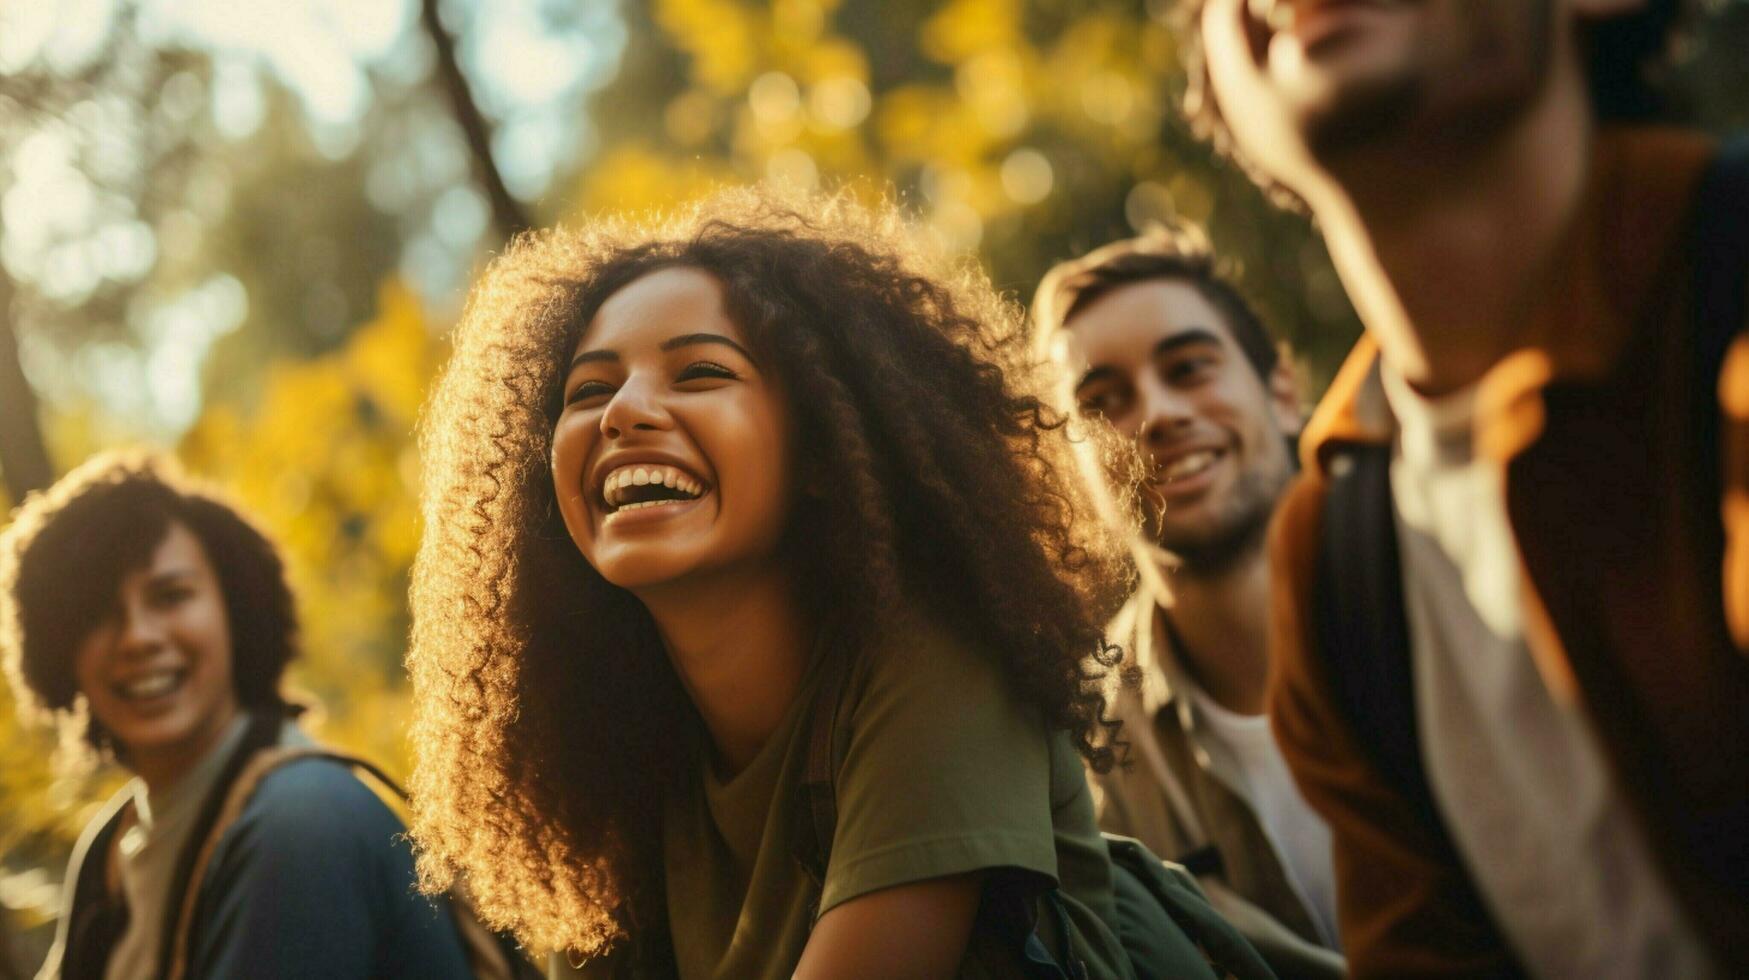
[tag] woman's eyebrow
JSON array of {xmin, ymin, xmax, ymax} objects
[
  {"xmin": 568, "ymin": 349, "xmax": 620, "ymax": 370},
  {"xmin": 659, "ymin": 333, "xmax": 755, "ymax": 361}
]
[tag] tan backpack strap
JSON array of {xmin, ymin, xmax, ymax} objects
[{"xmin": 443, "ymin": 877, "xmax": 520, "ymax": 980}]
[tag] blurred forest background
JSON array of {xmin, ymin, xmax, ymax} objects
[{"xmin": 2, "ymin": 0, "xmax": 1747, "ymax": 969}]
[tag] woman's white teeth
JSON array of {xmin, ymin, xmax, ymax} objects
[
  {"xmin": 616, "ymin": 500, "xmax": 679, "ymax": 512},
  {"xmin": 1163, "ymin": 450, "xmax": 1219, "ymax": 481},
  {"xmin": 120, "ymin": 670, "xmax": 181, "ymax": 700},
  {"xmin": 602, "ymin": 465, "xmax": 704, "ymax": 507}
]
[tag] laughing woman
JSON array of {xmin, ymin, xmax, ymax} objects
[
  {"xmin": 0, "ymin": 453, "xmax": 477, "ymax": 980},
  {"xmin": 406, "ymin": 189, "xmax": 1252, "ymax": 979}
]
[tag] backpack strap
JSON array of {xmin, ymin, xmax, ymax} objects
[
  {"xmin": 1691, "ymin": 136, "xmax": 1749, "ymax": 376},
  {"xmin": 162, "ymin": 743, "xmax": 527, "ymax": 980},
  {"xmin": 1690, "ymin": 135, "xmax": 1749, "ymax": 536},
  {"xmin": 1314, "ymin": 442, "xmax": 1520, "ymax": 964},
  {"xmin": 1311, "ymin": 445, "xmax": 1436, "ymax": 825},
  {"xmin": 153, "ymin": 710, "xmax": 284, "ymax": 979}
]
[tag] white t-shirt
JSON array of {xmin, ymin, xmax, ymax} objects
[
  {"xmin": 1380, "ymin": 362, "xmax": 1717, "ymax": 979},
  {"xmin": 1186, "ymin": 682, "xmax": 1341, "ymax": 949}
]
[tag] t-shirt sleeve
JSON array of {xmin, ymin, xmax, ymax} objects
[
  {"xmin": 189, "ymin": 759, "xmax": 476, "ymax": 980},
  {"xmin": 819, "ymin": 619, "xmax": 1059, "ymax": 914}
]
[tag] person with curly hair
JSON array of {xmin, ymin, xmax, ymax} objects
[
  {"xmin": 404, "ymin": 188, "xmax": 1276, "ymax": 979},
  {"xmin": 1, "ymin": 451, "xmax": 477, "ymax": 980}
]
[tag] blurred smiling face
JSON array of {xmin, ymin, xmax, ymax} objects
[
  {"xmin": 1064, "ymin": 278, "xmax": 1297, "ymax": 570},
  {"xmin": 551, "ymin": 265, "xmax": 796, "ymax": 592},
  {"xmin": 73, "ymin": 522, "xmax": 240, "ymax": 770}
]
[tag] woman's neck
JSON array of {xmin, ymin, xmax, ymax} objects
[
  {"xmin": 129, "ymin": 702, "xmax": 244, "ymax": 799},
  {"xmin": 639, "ymin": 563, "xmax": 814, "ymax": 778}
]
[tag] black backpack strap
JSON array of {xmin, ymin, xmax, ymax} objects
[
  {"xmin": 1312, "ymin": 444, "xmax": 1441, "ymax": 826},
  {"xmin": 1313, "ymin": 442, "xmax": 1522, "ymax": 970},
  {"xmin": 1691, "ymin": 136, "xmax": 1749, "ymax": 505},
  {"xmin": 1691, "ymin": 136, "xmax": 1749, "ymax": 372}
]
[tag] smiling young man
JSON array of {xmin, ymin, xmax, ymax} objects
[
  {"xmin": 1034, "ymin": 230, "xmax": 1345, "ymax": 979},
  {"xmin": 1185, "ymin": 0, "xmax": 1749, "ymax": 975}
]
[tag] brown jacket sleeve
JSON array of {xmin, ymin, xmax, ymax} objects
[{"xmin": 1265, "ymin": 475, "xmax": 1521, "ymax": 978}]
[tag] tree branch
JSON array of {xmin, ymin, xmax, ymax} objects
[
  {"xmin": 420, "ymin": 0, "xmax": 532, "ymax": 239},
  {"xmin": 0, "ymin": 274, "xmax": 54, "ymax": 502}
]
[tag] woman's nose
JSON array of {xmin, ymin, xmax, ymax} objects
[
  {"xmin": 599, "ymin": 378, "xmax": 673, "ymax": 440},
  {"xmin": 115, "ymin": 604, "xmax": 166, "ymax": 658}
]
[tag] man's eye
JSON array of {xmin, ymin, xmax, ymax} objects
[
  {"xmin": 677, "ymin": 360, "xmax": 738, "ymax": 382},
  {"xmin": 1167, "ymin": 357, "xmax": 1217, "ymax": 383},
  {"xmin": 1079, "ymin": 390, "xmax": 1125, "ymax": 417},
  {"xmin": 566, "ymin": 380, "xmax": 615, "ymax": 405}
]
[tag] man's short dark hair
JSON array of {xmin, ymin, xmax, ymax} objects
[
  {"xmin": 1032, "ymin": 225, "xmax": 1281, "ymax": 381},
  {"xmin": 0, "ymin": 450, "xmax": 299, "ymax": 758}
]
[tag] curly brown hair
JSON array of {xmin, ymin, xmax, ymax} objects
[
  {"xmin": 0, "ymin": 450, "xmax": 300, "ymax": 764},
  {"xmin": 406, "ymin": 186, "xmax": 1135, "ymax": 958}
]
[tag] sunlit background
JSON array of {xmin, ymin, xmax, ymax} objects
[{"xmin": 3, "ymin": 0, "xmax": 1747, "ymax": 970}]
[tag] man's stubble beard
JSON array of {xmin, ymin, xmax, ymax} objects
[
  {"xmin": 1296, "ymin": 1, "xmax": 1556, "ymax": 169},
  {"xmin": 1301, "ymin": 70, "xmax": 1427, "ymax": 162},
  {"xmin": 1155, "ymin": 453, "xmax": 1294, "ymax": 577}
]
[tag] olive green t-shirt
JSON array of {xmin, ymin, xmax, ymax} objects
[{"xmin": 654, "ymin": 615, "xmax": 1131, "ymax": 979}]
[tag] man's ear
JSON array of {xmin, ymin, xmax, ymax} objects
[{"xmin": 1266, "ymin": 352, "xmax": 1303, "ymax": 437}]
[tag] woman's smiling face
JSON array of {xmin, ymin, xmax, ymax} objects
[
  {"xmin": 551, "ymin": 265, "xmax": 795, "ymax": 592},
  {"xmin": 73, "ymin": 521, "xmax": 240, "ymax": 774}
]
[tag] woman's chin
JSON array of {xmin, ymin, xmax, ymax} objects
[
  {"xmin": 109, "ymin": 715, "xmax": 205, "ymax": 762},
  {"xmin": 593, "ymin": 551, "xmax": 702, "ymax": 593}
]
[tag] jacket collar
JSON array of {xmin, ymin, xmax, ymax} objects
[{"xmin": 1301, "ymin": 126, "xmax": 1716, "ymax": 477}]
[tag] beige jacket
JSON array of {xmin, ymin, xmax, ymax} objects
[{"xmin": 1093, "ymin": 587, "xmax": 1345, "ymax": 980}]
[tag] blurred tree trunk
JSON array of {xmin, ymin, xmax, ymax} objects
[
  {"xmin": 419, "ymin": 0, "xmax": 530, "ymax": 239},
  {"xmin": 0, "ymin": 273, "xmax": 54, "ymax": 502}
]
